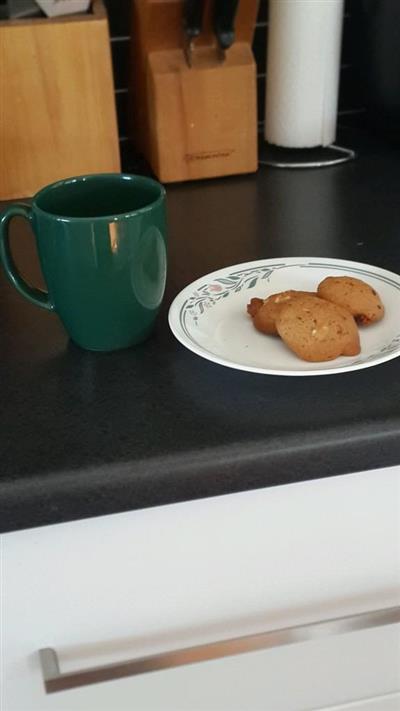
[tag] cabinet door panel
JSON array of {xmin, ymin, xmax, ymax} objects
[{"xmin": 3, "ymin": 467, "xmax": 400, "ymax": 710}]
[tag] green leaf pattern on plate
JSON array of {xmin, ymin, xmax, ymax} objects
[
  {"xmin": 183, "ymin": 266, "xmax": 277, "ymax": 326},
  {"xmin": 350, "ymin": 334, "xmax": 400, "ymax": 365}
]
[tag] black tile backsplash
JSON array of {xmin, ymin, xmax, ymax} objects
[
  {"xmin": 102, "ymin": 0, "xmax": 367, "ymax": 165},
  {"xmin": 338, "ymin": 65, "xmax": 365, "ymax": 113},
  {"xmin": 115, "ymin": 90, "xmax": 129, "ymax": 139},
  {"xmin": 252, "ymin": 22, "xmax": 267, "ymax": 76},
  {"xmin": 103, "ymin": 0, "xmax": 131, "ymax": 37},
  {"xmin": 257, "ymin": 77, "xmax": 266, "ymax": 128},
  {"xmin": 110, "ymin": 38, "xmax": 130, "ymax": 90},
  {"xmin": 257, "ymin": 0, "xmax": 268, "ymax": 24},
  {"xmin": 341, "ymin": 14, "xmax": 354, "ymax": 66}
]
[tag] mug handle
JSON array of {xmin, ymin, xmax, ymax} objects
[{"xmin": 0, "ymin": 204, "xmax": 54, "ymax": 311}]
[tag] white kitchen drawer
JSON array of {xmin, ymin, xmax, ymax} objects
[{"xmin": 2, "ymin": 466, "xmax": 400, "ymax": 710}]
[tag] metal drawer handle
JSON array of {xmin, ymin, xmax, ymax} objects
[{"xmin": 39, "ymin": 606, "xmax": 400, "ymax": 694}]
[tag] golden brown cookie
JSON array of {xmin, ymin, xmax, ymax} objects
[
  {"xmin": 276, "ymin": 295, "xmax": 360, "ymax": 362},
  {"xmin": 317, "ymin": 276, "xmax": 384, "ymax": 326},
  {"xmin": 247, "ymin": 290, "xmax": 314, "ymax": 335},
  {"xmin": 247, "ymin": 297, "xmax": 264, "ymax": 319}
]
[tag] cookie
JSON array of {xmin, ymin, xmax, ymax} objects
[
  {"xmin": 247, "ymin": 297, "xmax": 264, "ymax": 319},
  {"xmin": 276, "ymin": 295, "xmax": 360, "ymax": 362},
  {"xmin": 247, "ymin": 290, "xmax": 314, "ymax": 335},
  {"xmin": 317, "ymin": 276, "xmax": 384, "ymax": 326}
]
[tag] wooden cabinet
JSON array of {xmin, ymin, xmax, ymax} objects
[{"xmin": 2, "ymin": 467, "xmax": 400, "ymax": 710}]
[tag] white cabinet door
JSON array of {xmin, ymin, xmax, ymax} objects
[
  {"xmin": 321, "ymin": 692, "xmax": 400, "ymax": 710},
  {"xmin": 2, "ymin": 466, "xmax": 400, "ymax": 711}
]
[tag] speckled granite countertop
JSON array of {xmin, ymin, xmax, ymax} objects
[{"xmin": 1, "ymin": 131, "xmax": 400, "ymax": 533}]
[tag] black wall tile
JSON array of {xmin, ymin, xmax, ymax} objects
[
  {"xmin": 257, "ymin": 76, "xmax": 266, "ymax": 124},
  {"xmin": 338, "ymin": 65, "xmax": 365, "ymax": 112},
  {"xmin": 115, "ymin": 91, "xmax": 129, "ymax": 137},
  {"xmin": 341, "ymin": 15, "xmax": 353, "ymax": 66},
  {"xmin": 257, "ymin": 0, "xmax": 268, "ymax": 24},
  {"xmin": 111, "ymin": 39, "xmax": 130, "ymax": 90},
  {"xmin": 252, "ymin": 23, "xmax": 267, "ymax": 75},
  {"xmin": 337, "ymin": 109, "xmax": 366, "ymax": 129},
  {"xmin": 103, "ymin": 0, "xmax": 131, "ymax": 37}
]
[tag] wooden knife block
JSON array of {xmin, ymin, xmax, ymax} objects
[
  {"xmin": 130, "ymin": 0, "xmax": 258, "ymax": 183},
  {"xmin": 0, "ymin": 0, "xmax": 120, "ymax": 199}
]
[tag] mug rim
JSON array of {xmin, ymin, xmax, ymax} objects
[{"xmin": 32, "ymin": 173, "xmax": 166, "ymax": 222}]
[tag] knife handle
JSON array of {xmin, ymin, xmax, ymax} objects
[
  {"xmin": 214, "ymin": 0, "xmax": 240, "ymax": 50},
  {"xmin": 183, "ymin": 0, "xmax": 205, "ymax": 40}
]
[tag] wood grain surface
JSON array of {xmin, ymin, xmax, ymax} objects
[{"xmin": 0, "ymin": 0, "xmax": 120, "ymax": 199}]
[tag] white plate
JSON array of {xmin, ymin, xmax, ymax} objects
[{"xmin": 168, "ymin": 257, "xmax": 400, "ymax": 376}]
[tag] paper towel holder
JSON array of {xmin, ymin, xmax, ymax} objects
[
  {"xmin": 261, "ymin": 0, "xmax": 355, "ymax": 169},
  {"xmin": 258, "ymin": 142, "xmax": 355, "ymax": 169}
]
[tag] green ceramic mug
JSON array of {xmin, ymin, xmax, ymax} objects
[{"xmin": 0, "ymin": 173, "xmax": 167, "ymax": 351}]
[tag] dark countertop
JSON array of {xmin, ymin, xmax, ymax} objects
[{"xmin": 1, "ymin": 130, "xmax": 400, "ymax": 533}]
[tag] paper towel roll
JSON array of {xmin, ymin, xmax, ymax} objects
[{"xmin": 264, "ymin": 0, "xmax": 344, "ymax": 148}]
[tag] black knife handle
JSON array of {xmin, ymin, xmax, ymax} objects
[
  {"xmin": 184, "ymin": 0, "xmax": 205, "ymax": 40},
  {"xmin": 214, "ymin": 0, "xmax": 240, "ymax": 50}
]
